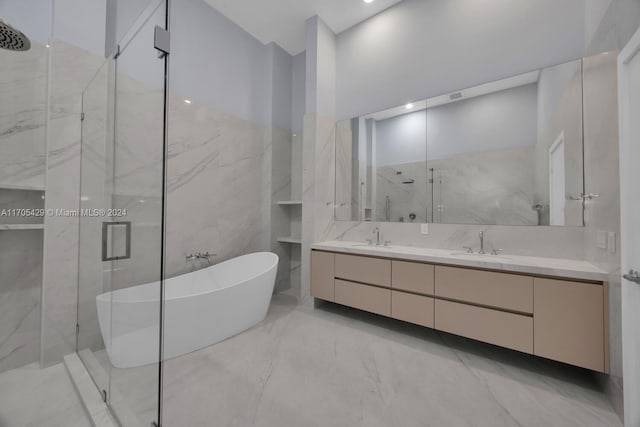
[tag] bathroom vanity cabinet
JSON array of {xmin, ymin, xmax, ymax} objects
[{"xmin": 311, "ymin": 250, "xmax": 608, "ymax": 373}]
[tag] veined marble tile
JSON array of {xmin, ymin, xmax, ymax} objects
[
  {"xmin": 429, "ymin": 147, "xmax": 538, "ymax": 226},
  {"xmin": 41, "ymin": 40, "xmax": 107, "ymax": 367},
  {"xmin": 0, "ymin": 230, "xmax": 42, "ymax": 373},
  {"xmin": 328, "ymin": 221, "xmax": 587, "ymax": 260},
  {"xmin": 0, "ymin": 40, "xmax": 48, "ymax": 189},
  {"xmin": 0, "ymin": 362, "xmax": 90, "ymax": 427}
]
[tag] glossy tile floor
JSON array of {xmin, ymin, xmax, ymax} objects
[
  {"xmin": 0, "ymin": 362, "xmax": 90, "ymax": 427},
  {"xmin": 93, "ymin": 293, "xmax": 621, "ymax": 427}
]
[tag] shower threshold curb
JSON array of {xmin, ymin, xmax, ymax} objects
[{"xmin": 63, "ymin": 353, "xmax": 118, "ymax": 427}]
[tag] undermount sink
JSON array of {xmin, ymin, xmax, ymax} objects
[{"xmin": 448, "ymin": 251, "xmax": 511, "ymax": 262}]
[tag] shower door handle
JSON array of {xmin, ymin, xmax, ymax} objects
[{"xmin": 101, "ymin": 221, "xmax": 131, "ymax": 261}]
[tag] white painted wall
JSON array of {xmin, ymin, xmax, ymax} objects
[
  {"xmin": 428, "ymin": 84, "xmax": 538, "ymax": 160},
  {"xmin": 374, "ymin": 84, "xmax": 538, "ymax": 166},
  {"xmin": 171, "ymin": 0, "xmax": 270, "ymax": 126},
  {"xmin": 585, "ymin": 0, "xmax": 613, "ymax": 47},
  {"xmin": 0, "ymin": 0, "xmax": 52, "ymax": 44},
  {"xmin": 305, "ymin": 16, "xmax": 336, "ymax": 118},
  {"xmin": 375, "ymin": 110, "xmax": 426, "ymax": 166},
  {"xmin": 54, "ymin": 0, "xmax": 106, "ymax": 57},
  {"xmin": 291, "ymin": 52, "xmax": 306, "ymax": 132},
  {"xmin": 537, "ymin": 60, "xmax": 582, "ymax": 139},
  {"xmin": 336, "ymin": 0, "xmax": 586, "ymax": 120}
]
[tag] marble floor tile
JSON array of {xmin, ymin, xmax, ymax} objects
[
  {"xmin": 87, "ymin": 293, "xmax": 622, "ymax": 427},
  {"xmin": 0, "ymin": 362, "xmax": 90, "ymax": 427}
]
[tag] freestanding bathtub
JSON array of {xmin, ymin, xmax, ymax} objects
[{"xmin": 97, "ymin": 252, "xmax": 278, "ymax": 368}]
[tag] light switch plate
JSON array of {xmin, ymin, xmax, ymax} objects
[
  {"xmin": 421, "ymin": 223, "xmax": 429, "ymax": 235},
  {"xmin": 596, "ymin": 230, "xmax": 607, "ymax": 249},
  {"xmin": 608, "ymin": 232, "xmax": 616, "ymax": 254}
]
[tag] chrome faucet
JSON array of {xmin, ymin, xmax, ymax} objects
[
  {"xmin": 373, "ymin": 227, "xmax": 381, "ymax": 246},
  {"xmin": 478, "ymin": 231, "xmax": 485, "ymax": 254},
  {"xmin": 186, "ymin": 251, "xmax": 216, "ymax": 264}
]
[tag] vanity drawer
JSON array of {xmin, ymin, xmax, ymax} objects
[
  {"xmin": 435, "ymin": 299, "xmax": 533, "ymax": 353},
  {"xmin": 335, "ymin": 254, "xmax": 391, "ymax": 287},
  {"xmin": 392, "ymin": 261, "xmax": 434, "ymax": 295},
  {"xmin": 391, "ymin": 291, "xmax": 434, "ymax": 328},
  {"xmin": 435, "ymin": 266, "xmax": 533, "ymax": 313},
  {"xmin": 335, "ymin": 279, "xmax": 391, "ymax": 316}
]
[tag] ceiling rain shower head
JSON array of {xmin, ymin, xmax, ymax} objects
[{"xmin": 0, "ymin": 19, "xmax": 31, "ymax": 51}]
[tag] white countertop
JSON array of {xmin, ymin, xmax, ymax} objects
[{"xmin": 311, "ymin": 241, "xmax": 609, "ymax": 282}]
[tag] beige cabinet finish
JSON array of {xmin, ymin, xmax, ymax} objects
[
  {"xmin": 435, "ymin": 266, "xmax": 533, "ymax": 313},
  {"xmin": 311, "ymin": 251, "xmax": 335, "ymax": 301},
  {"xmin": 392, "ymin": 261, "xmax": 434, "ymax": 295},
  {"xmin": 311, "ymin": 250, "xmax": 608, "ymax": 372},
  {"xmin": 435, "ymin": 299, "xmax": 534, "ymax": 353},
  {"xmin": 335, "ymin": 279, "xmax": 391, "ymax": 316},
  {"xmin": 533, "ymin": 278, "xmax": 605, "ymax": 372},
  {"xmin": 391, "ymin": 291, "xmax": 434, "ymax": 328},
  {"xmin": 335, "ymin": 254, "xmax": 391, "ymax": 287}
]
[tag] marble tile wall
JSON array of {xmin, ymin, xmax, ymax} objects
[
  {"xmin": 268, "ymin": 127, "xmax": 292, "ymax": 292},
  {"xmin": 328, "ymin": 221, "xmax": 586, "ymax": 260},
  {"xmin": 302, "ymin": 114, "xmax": 336, "ymax": 299},
  {"xmin": 0, "ymin": 229, "xmax": 43, "ymax": 373},
  {"xmin": 0, "ymin": 41, "xmax": 48, "ymax": 189},
  {"xmin": 41, "ymin": 40, "xmax": 106, "ymax": 366},
  {"xmin": 165, "ymin": 95, "xmax": 270, "ymax": 280},
  {"xmin": 582, "ymin": 51, "xmax": 624, "ymax": 417},
  {"xmin": 335, "ymin": 120, "xmax": 353, "ymax": 220},
  {"xmin": 76, "ymin": 61, "xmax": 111, "ymax": 353},
  {"xmin": 0, "ymin": 40, "xmax": 48, "ymax": 374},
  {"xmin": 430, "ymin": 148, "xmax": 538, "ymax": 226},
  {"xmin": 375, "ymin": 162, "xmax": 428, "ymax": 223}
]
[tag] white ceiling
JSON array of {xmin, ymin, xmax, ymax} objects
[{"xmin": 203, "ymin": 0, "xmax": 404, "ymax": 55}]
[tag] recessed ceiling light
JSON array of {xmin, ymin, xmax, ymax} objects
[
  {"xmin": 184, "ymin": 99, "xmax": 192, "ymax": 104},
  {"xmin": 405, "ymin": 103, "xmax": 414, "ymax": 109},
  {"xmin": 363, "ymin": 0, "xmax": 375, "ymax": 3}
]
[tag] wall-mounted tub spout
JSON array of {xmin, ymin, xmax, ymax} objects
[{"xmin": 186, "ymin": 252, "xmax": 216, "ymax": 264}]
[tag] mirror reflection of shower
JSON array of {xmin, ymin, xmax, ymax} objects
[{"xmin": 0, "ymin": 19, "xmax": 31, "ymax": 51}]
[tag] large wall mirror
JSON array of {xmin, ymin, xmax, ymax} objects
[{"xmin": 335, "ymin": 59, "xmax": 585, "ymax": 227}]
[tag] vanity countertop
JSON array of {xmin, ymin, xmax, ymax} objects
[{"xmin": 311, "ymin": 240, "xmax": 609, "ymax": 282}]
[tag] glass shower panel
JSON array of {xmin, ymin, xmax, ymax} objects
[
  {"xmin": 77, "ymin": 59, "xmax": 113, "ymax": 396},
  {"xmin": 75, "ymin": 0, "xmax": 168, "ymax": 425},
  {"xmin": 107, "ymin": 1, "xmax": 167, "ymax": 425}
]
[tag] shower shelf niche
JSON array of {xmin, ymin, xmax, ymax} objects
[
  {"xmin": 277, "ymin": 236, "xmax": 302, "ymax": 244},
  {"xmin": 0, "ymin": 224, "xmax": 45, "ymax": 231},
  {"xmin": 0, "ymin": 184, "xmax": 45, "ymax": 191}
]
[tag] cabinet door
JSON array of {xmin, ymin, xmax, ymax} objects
[
  {"xmin": 311, "ymin": 251, "xmax": 335, "ymax": 301},
  {"xmin": 534, "ymin": 278, "xmax": 605, "ymax": 372}
]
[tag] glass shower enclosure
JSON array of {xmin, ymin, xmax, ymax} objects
[{"xmin": 75, "ymin": 1, "xmax": 168, "ymax": 425}]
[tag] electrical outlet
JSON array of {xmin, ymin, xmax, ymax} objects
[
  {"xmin": 608, "ymin": 232, "xmax": 616, "ymax": 254},
  {"xmin": 421, "ymin": 223, "xmax": 429, "ymax": 235},
  {"xmin": 596, "ymin": 230, "xmax": 607, "ymax": 249}
]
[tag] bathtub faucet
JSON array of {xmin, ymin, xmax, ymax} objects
[{"xmin": 186, "ymin": 252, "xmax": 216, "ymax": 264}]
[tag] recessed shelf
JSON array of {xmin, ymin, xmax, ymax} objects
[
  {"xmin": 277, "ymin": 236, "xmax": 302, "ymax": 244},
  {"xmin": 0, "ymin": 224, "xmax": 45, "ymax": 231},
  {"xmin": 0, "ymin": 184, "xmax": 45, "ymax": 192},
  {"xmin": 277, "ymin": 200, "xmax": 303, "ymax": 206}
]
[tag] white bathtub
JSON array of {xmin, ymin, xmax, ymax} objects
[{"xmin": 97, "ymin": 252, "xmax": 278, "ymax": 368}]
